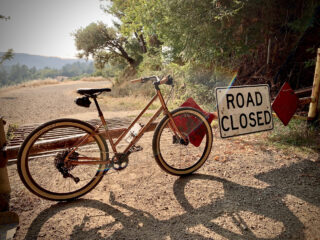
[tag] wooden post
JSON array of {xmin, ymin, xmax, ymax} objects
[
  {"xmin": 0, "ymin": 117, "xmax": 10, "ymax": 212},
  {"xmin": 0, "ymin": 117, "xmax": 19, "ymax": 226},
  {"xmin": 308, "ymin": 48, "xmax": 320, "ymax": 121}
]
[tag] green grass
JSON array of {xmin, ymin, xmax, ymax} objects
[
  {"xmin": 6, "ymin": 123, "xmax": 19, "ymax": 141},
  {"xmin": 267, "ymin": 118, "xmax": 320, "ymax": 153}
]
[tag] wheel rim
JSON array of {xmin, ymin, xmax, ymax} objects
[
  {"xmin": 156, "ymin": 110, "xmax": 211, "ymax": 173},
  {"xmin": 20, "ymin": 121, "xmax": 107, "ymax": 200}
]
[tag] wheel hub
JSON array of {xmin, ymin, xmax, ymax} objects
[
  {"xmin": 54, "ymin": 150, "xmax": 80, "ymax": 183},
  {"xmin": 172, "ymin": 135, "xmax": 189, "ymax": 146}
]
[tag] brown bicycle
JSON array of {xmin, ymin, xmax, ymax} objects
[{"xmin": 17, "ymin": 75, "xmax": 213, "ymax": 201}]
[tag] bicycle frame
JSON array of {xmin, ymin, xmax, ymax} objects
[{"xmin": 66, "ymin": 86, "xmax": 185, "ymax": 165}]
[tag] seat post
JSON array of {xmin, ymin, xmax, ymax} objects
[{"xmin": 92, "ymin": 96, "xmax": 106, "ymax": 124}]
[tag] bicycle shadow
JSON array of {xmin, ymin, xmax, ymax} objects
[
  {"xmin": 24, "ymin": 160, "xmax": 319, "ymax": 239},
  {"xmin": 255, "ymin": 159, "xmax": 320, "ymax": 207},
  {"xmin": 173, "ymin": 159, "xmax": 319, "ymax": 239}
]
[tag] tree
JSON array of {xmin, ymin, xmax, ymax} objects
[
  {"xmin": 102, "ymin": 0, "xmax": 148, "ymax": 54},
  {"xmin": 274, "ymin": 5, "xmax": 320, "ymax": 88},
  {"xmin": 0, "ymin": 15, "xmax": 13, "ymax": 64},
  {"xmin": 102, "ymin": 0, "xmax": 244, "ymax": 65},
  {"xmin": 61, "ymin": 62, "xmax": 94, "ymax": 77},
  {"xmin": 0, "ymin": 66, "xmax": 9, "ymax": 86},
  {"xmin": 103, "ymin": 0, "xmax": 320, "ymax": 89},
  {"xmin": 73, "ymin": 22, "xmax": 139, "ymax": 69},
  {"xmin": 0, "ymin": 49, "xmax": 13, "ymax": 64}
]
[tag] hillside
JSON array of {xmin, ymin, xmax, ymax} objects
[{"xmin": 0, "ymin": 52, "xmax": 91, "ymax": 69}]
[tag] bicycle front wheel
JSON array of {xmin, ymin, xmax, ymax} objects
[
  {"xmin": 153, "ymin": 107, "xmax": 213, "ymax": 176},
  {"xmin": 17, "ymin": 119, "xmax": 109, "ymax": 201}
]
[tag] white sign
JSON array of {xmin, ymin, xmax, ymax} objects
[{"xmin": 216, "ymin": 85, "xmax": 273, "ymax": 138}]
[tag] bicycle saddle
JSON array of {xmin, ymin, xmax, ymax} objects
[{"xmin": 77, "ymin": 88, "xmax": 111, "ymax": 96}]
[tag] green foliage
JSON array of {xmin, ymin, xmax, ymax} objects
[
  {"xmin": 108, "ymin": 66, "xmax": 155, "ymax": 99},
  {"xmin": 165, "ymin": 63, "xmax": 233, "ymax": 111},
  {"xmin": 61, "ymin": 62, "xmax": 94, "ymax": 77},
  {"xmin": 0, "ymin": 16, "xmax": 13, "ymax": 65},
  {"xmin": 94, "ymin": 0, "xmax": 320, "ymax": 110},
  {"xmin": 93, "ymin": 63, "xmax": 120, "ymax": 78},
  {"xmin": 37, "ymin": 67, "xmax": 60, "ymax": 79},
  {"xmin": 138, "ymin": 51, "xmax": 163, "ymax": 74},
  {"xmin": 103, "ymin": 0, "xmax": 319, "ymax": 71},
  {"xmin": 6, "ymin": 123, "xmax": 18, "ymax": 141},
  {"xmin": 103, "ymin": 0, "xmax": 246, "ymax": 67},
  {"xmin": 0, "ymin": 15, "xmax": 10, "ymax": 21},
  {"xmin": 0, "ymin": 67, "xmax": 8, "ymax": 86},
  {"xmin": 0, "ymin": 62, "xmax": 94, "ymax": 87},
  {"xmin": 0, "ymin": 49, "xmax": 14, "ymax": 65},
  {"xmin": 73, "ymin": 22, "xmax": 139, "ymax": 69}
]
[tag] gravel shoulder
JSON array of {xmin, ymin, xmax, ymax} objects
[{"xmin": 1, "ymin": 81, "xmax": 320, "ymax": 240}]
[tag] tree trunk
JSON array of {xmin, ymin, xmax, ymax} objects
[
  {"xmin": 117, "ymin": 44, "xmax": 137, "ymax": 68},
  {"xmin": 134, "ymin": 32, "xmax": 147, "ymax": 53}
]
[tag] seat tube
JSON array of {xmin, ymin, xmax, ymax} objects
[
  {"xmin": 93, "ymin": 97, "xmax": 104, "ymax": 119},
  {"xmin": 93, "ymin": 97, "xmax": 117, "ymax": 153}
]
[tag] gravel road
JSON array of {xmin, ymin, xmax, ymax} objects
[
  {"xmin": 0, "ymin": 80, "xmax": 112, "ymax": 126},
  {"xmin": 1, "ymin": 81, "xmax": 320, "ymax": 239}
]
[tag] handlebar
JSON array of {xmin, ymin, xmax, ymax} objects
[
  {"xmin": 130, "ymin": 78, "xmax": 144, "ymax": 83},
  {"xmin": 130, "ymin": 76, "xmax": 157, "ymax": 83},
  {"xmin": 130, "ymin": 75, "xmax": 173, "ymax": 86}
]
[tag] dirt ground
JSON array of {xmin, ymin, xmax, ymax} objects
[{"xmin": 1, "ymin": 81, "xmax": 320, "ymax": 239}]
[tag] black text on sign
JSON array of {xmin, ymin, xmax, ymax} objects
[{"xmin": 216, "ymin": 85, "xmax": 273, "ymax": 138}]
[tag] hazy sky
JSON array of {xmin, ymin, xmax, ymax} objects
[{"xmin": 0, "ymin": 0, "xmax": 114, "ymax": 59}]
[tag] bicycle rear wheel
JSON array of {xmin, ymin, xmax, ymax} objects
[
  {"xmin": 17, "ymin": 118, "xmax": 109, "ymax": 201},
  {"xmin": 152, "ymin": 107, "xmax": 213, "ymax": 176}
]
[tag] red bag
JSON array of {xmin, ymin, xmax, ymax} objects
[{"xmin": 174, "ymin": 98, "xmax": 215, "ymax": 147}]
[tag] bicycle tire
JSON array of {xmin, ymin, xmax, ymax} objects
[
  {"xmin": 17, "ymin": 118, "xmax": 109, "ymax": 201},
  {"xmin": 152, "ymin": 107, "xmax": 213, "ymax": 176}
]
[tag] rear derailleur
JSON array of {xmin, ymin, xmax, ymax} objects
[{"xmin": 54, "ymin": 150, "xmax": 80, "ymax": 183}]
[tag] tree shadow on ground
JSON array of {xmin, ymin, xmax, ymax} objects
[{"xmin": 24, "ymin": 160, "xmax": 320, "ymax": 240}]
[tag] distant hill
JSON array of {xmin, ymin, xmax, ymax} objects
[{"xmin": 0, "ymin": 52, "xmax": 91, "ymax": 69}]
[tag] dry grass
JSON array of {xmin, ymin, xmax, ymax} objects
[
  {"xmin": 99, "ymin": 95, "xmax": 161, "ymax": 111},
  {"xmin": 0, "ymin": 77, "xmax": 112, "ymax": 92},
  {"xmin": 0, "ymin": 78, "xmax": 60, "ymax": 91},
  {"xmin": 20, "ymin": 78, "xmax": 60, "ymax": 87},
  {"xmin": 80, "ymin": 76, "xmax": 112, "ymax": 83}
]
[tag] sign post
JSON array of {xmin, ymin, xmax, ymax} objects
[
  {"xmin": 216, "ymin": 85, "xmax": 273, "ymax": 138},
  {"xmin": 308, "ymin": 48, "xmax": 320, "ymax": 121}
]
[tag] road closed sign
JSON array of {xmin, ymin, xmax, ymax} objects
[{"xmin": 216, "ymin": 85, "xmax": 273, "ymax": 138}]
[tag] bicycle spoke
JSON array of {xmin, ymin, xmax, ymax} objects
[
  {"xmin": 153, "ymin": 108, "xmax": 212, "ymax": 175},
  {"xmin": 18, "ymin": 119, "xmax": 109, "ymax": 201}
]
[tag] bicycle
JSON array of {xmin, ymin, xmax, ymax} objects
[{"xmin": 17, "ymin": 75, "xmax": 213, "ymax": 201}]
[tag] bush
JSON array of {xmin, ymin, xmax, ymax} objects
[{"xmin": 108, "ymin": 54, "xmax": 235, "ymax": 113}]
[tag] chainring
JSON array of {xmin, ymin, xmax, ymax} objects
[{"xmin": 112, "ymin": 153, "xmax": 129, "ymax": 170}]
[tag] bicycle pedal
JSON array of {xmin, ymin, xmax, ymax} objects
[{"xmin": 129, "ymin": 145, "xmax": 143, "ymax": 153}]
